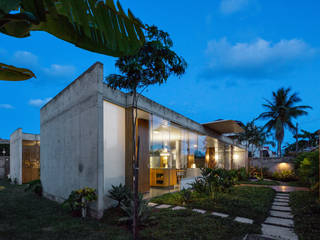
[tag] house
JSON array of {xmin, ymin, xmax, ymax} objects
[
  {"xmin": 0, "ymin": 138, "xmax": 10, "ymax": 179},
  {"xmin": 40, "ymin": 62, "xmax": 248, "ymax": 218},
  {"xmin": 10, "ymin": 128, "xmax": 40, "ymax": 184}
]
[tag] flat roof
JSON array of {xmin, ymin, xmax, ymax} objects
[{"xmin": 202, "ymin": 120, "xmax": 244, "ymax": 134}]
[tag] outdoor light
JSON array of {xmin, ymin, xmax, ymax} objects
[
  {"xmin": 2, "ymin": 149, "xmax": 5, "ymax": 156},
  {"xmin": 153, "ymin": 130, "xmax": 159, "ymax": 134},
  {"xmin": 193, "ymin": 144, "xmax": 197, "ymax": 148},
  {"xmin": 191, "ymin": 163, "xmax": 196, "ymax": 168},
  {"xmin": 233, "ymin": 154, "xmax": 239, "ymax": 160}
]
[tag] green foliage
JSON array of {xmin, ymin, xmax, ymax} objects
[
  {"xmin": 257, "ymin": 87, "xmax": 311, "ymax": 156},
  {"xmin": 0, "ymin": 0, "xmax": 145, "ymax": 57},
  {"xmin": 180, "ymin": 188, "xmax": 192, "ymax": 204},
  {"xmin": 0, "ymin": 63, "xmax": 35, "ymax": 81},
  {"xmin": 294, "ymin": 151, "xmax": 319, "ymax": 188},
  {"xmin": 119, "ymin": 193, "xmax": 154, "ymax": 226},
  {"xmin": 190, "ymin": 168, "xmax": 239, "ymax": 199},
  {"xmin": 105, "ymin": 25, "xmax": 187, "ymax": 92},
  {"xmin": 290, "ymin": 191, "xmax": 320, "ymax": 240},
  {"xmin": 236, "ymin": 167, "xmax": 248, "ymax": 181},
  {"xmin": 272, "ymin": 169, "xmax": 296, "ymax": 181},
  {"xmin": 108, "ymin": 183, "xmax": 130, "ymax": 207},
  {"xmin": 63, "ymin": 187, "xmax": 97, "ymax": 216},
  {"xmin": 24, "ymin": 179, "xmax": 42, "ymax": 196}
]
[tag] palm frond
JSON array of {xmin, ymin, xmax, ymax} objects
[{"xmin": 0, "ymin": 63, "xmax": 35, "ymax": 81}]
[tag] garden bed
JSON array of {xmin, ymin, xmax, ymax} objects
[
  {"xmin": 290, "ymin": 191, "xmax": 320, "ymax": 240},
  {"xmin": 151, "ymin": 186, "xmax": 275, "ymax": 223},
  {"xmin": 0, "ymin": 179, "xmax": 260, "ymax": 240}
]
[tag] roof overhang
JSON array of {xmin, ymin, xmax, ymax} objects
[{"xmin": 202, "ymin": 120, "xmax": 244, "ymax": 134}]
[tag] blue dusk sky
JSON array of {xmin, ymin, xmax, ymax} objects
[{"xmin": 1, "ymin": 0, "xmax": 320, "ymax": 149}]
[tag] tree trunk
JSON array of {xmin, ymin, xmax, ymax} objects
[
  {"xmin": 277, "ymin": 140, "xmax": 282, "ymax": 157},
  {"xmin": 132, "ymin": 90, "xmax": 139, "ymax": 240}
]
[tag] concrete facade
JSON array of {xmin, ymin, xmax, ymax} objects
[
  {"xmin": 9, "ymin": 128, "xmax": 40, "ymax": 184},
  {"xmin": 251, "ymin": 157, "xmax": 294, "ymax": 174},
  {"xmin": 40, "ymin": 62, "xmax": 247, "ymax": 218}
]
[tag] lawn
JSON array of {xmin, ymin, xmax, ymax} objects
[
  {"xmin": 151, "ymin": 186, "xmax": 275, "ymax": 223},
  {"xmin": 0, "ymin": 180, "xmax": 260, "ymax": 240},
  {"xmin": 290, "ymin": 191, "xmax": 320, "ymax": 240},
  {"xmin": 239, "ymin": 179, "xmax": 280, "ymax": 186}
]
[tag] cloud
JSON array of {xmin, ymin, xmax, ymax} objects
[
  {"xmin": 220, "ymin": 0, "xmax": 249, "ymax": 15},
  {"xmin": 43, "ymin": 64, "xmax": 76, "ymax": 77},
  {"xmin": 28, "ymin": 97, "xmax": 52, "ymax": 107},
  {"xmin": 203, "ymin": 38, "xmax": 317, "ymax": 80},
  {"xmin": 13, "ymin": 51, "xmax": 38, "ymax": 66},
  {"xmin": 0, "ymin": 104, "xmax": 14, "ymax": 109}
]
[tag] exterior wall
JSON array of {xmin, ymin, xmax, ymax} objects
[
  {"xmin": 251, "ymin": 157, "xmax": 294, "ymax": 174},
  {"xmin": 10, "ymin": 129, "xmax": 23, "ymax": 184},
  {"xmin": 103, "ymin": 100, "xmax": 126, "ymax": 207},
  {"xmin": 0, "ymin": 156, "xmax": 9, "ymax": 179},
  {"xmin": 40, "ymin": 62, "xmax": 104, "ymax": 218}
]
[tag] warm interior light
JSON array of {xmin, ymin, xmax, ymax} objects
[
  {"xmin": 153, "ymin": 130, "xmax": 160, "ymax": 134},
  {"xmin": 233, "ymin": 154, "xmax": 239, "ymax": 160},
  {"xmin": 160, "ymin": 148, "xmax": 170, "ymax": 156},
  {"xmin": 191, "ymin": 163, "xmax": 196, "ymax": 168},
  {"xmin": 193, "ymin": 144, "xmax": 197, "ymax": 148}
]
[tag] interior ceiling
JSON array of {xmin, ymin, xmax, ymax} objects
[{"xmin": 202, "ymin": 120, "xmax": 244, "ymax": 134}]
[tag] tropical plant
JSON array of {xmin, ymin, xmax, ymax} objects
[
  {"xmin": 0, "ymin": 63, "xmax": 35, "ymax": 81},
  {"xmin": 24, "ymin": 179, "xmax": 42, "ymax": 196},
  {"xmin": 272, "ymin": 169, "xmax": 296, "ymax": 181},
  {"xmin": 63, "ymin": 187, "xmax": 97, "ymax": 218},
  {"xmin": 119, "ymin": 193, "xmax": 154, "ymax": 226},
  {"xmin": 180, "ymin": 188, "xmax": 192, "ymax": 204},
  {"xmin": 0, "ymin": 0, "xmax": 145, "ymax": 81},
  {"xmin": 108, "ymin": 183, "xmax": 130, "ymax": 207},
  {"xmin": 294, "ymin": 151, "xmax": 319, "ymax": 188},
  {"xmin": 257, "ymin": 87, "xmax": 311, "ymax": 156},
  {"xmin": 105, "ymin": 24, "xmax": 186, "ymax": 238}
]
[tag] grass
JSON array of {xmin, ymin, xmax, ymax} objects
[
  {"xmin": 0, "ymin": 179, "xmax": 260, "ymax": 240},
  {"xmin": 290, "ymin": 191, "xmax": 320, "ymax": 240},
  {"xmin": 151, "ymin": 186, "xmax": 275, "ymax": 223},
  {"xmin": 239, "ymin": 179, "xmax": 280, "ymax": 186}
]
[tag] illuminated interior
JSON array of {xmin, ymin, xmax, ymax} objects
[
  {"xmin": 137, "ymin": 111, "xmax": 246, "ymax": 197},
  {"xmin": 22, "ymin": 140, "xmax": 40, "ymax": 183}
]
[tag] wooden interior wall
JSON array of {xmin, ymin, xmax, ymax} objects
[
  {"xmin": 22, "ymin": 141, "xmax": 40, "ymax": 183},
  {"xmin": 137, "ymin": 119, "xmax": 150, "ymax": 193}
]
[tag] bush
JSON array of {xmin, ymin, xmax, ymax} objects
[
  {"xmin": 63, "ymin": 187, "xmax": 97, "ymax": 218},
  {"xmin": 190, "ymin": 168, "xmax": 238, "ymax": 199},
  {"xmin": 24, "ymin": 179, "xmax": 42, "ymax": 196},
  {"xmin": 108, "ymin": 183, "xmax": 130, "ymax": 207},
  {"xmin": 119, "ymin": 192, "xmax": 154, "ymax": 226},
  {"xmin": 294, "ymin": 150, "xmax": 319, "ymax": 188},
  {"xmin": 272, "ymin": 170, "xmax": 296, "ymax": 181},
  {"xmin": 180, "ymin": 188, "xmax": 192, "ymax": 204},
  {"xmin": 236, "ymin": 167, "xmax": 248, "ymax": 181}
]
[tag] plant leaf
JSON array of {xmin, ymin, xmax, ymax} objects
[
  {"xmin": 0, "ymin": 63, "xmax": 35, "ymax": 81},
  {"xmin": 0, "ymin": 0, "xmax": 145, "ymax": 57}
]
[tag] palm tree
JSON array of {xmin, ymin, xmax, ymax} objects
[{"xmin": 257, "ymin": 87, "xmax": 311, "ymax": 157}]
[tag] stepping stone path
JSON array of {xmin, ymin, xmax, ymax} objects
[{"xmin": 261, "ymin": 192, "xmax": 298, "ymax": 240}]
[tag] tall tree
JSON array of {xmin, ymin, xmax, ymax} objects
[
  {"xmin": 257, "ymin": 87, "xmax": 311, "ymax": 157},
  {"xmin": 106, "ymin": 25, "xmax": 187, "ymax": 239},
  {"xmin": 0, "ymin": 0, "xmax": 145, "ymax": 81}
]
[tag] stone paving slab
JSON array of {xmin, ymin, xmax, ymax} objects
[
  {"xmin": 270, "ymin": 210, "xmax": 293, "ymax": 219},
  {"xmin": 212, "ymin": 212, "xmax": 229, "ymax": 218},
  {"xmin": 172, "ymin": 206, "xmax": 186, "ymax": 211},
  {"xmin": 275, "ymin": 196, "xmax": 289, "ymax": 199},
  {"xmin": 192, "ymin": 209, "xmax": 206, "ymax": 214},
  {"xmin": 262, "ymin": 224, "xmax": 298, "ymax": 240},
  {"xmin": 148, "ymin": 202, "xmax": 158, "ymax": 207},
  {"xmin": 274, "ymin": 198, "xmax": 289, "ymax": 202},
  {"xmin": 272, "ymin": 205, "xmax": 291, "ymax": 212},
  {"xmin": 155, "ymin": 204, "xmax": 172, "ymax": 209},
  {"xmin": 273, "ymin": 201, "xmax": 289, "ymax": 206},
  {"xmin": 276, "ymin": 194, "xmax": 289, "ymax": 197},
  {"xmin": 265, "ymin": 217, "xmax": 294, "ymax": 228},
  {"xmin": 234, "ymin": 217, "xmax": 253, "ymax": 224}
]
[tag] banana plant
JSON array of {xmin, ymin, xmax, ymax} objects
[
  {"xmin": 0, "ymin": 0, "xmax": 145, "ymax": 81},
  {"xmin": 0, "ymin": 63, "xmax": 35, "ymax": 81}
]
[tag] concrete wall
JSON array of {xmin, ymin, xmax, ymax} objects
[
  {"xmin": 10, "ymin": 129, "xmax": 23, "ymax": 184},
  {"xmin": 40, "ymin": 62, "xmax": 105, "ymax": 218},
  {"xmin": 251, "ymin": 157, "xmax": 294, "ymax": 174},
  {"xmin": 0, "ymin": 157, "xmax": 9, "ymax": 179},
  {"xmin": 103, "ymin": 100, "xmax": 126, "ymax": 207}
]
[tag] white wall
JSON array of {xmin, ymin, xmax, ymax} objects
[
  {"xmin": 10, "ymin": 129, "xmax": 22, "ymax": 184},
  {"xmin": 103, "ymin": 100, "xmax": 126, "ymax": 202}
]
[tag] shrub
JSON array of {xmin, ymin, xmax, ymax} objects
[
  {"xmin": 108, "ymin": 183, "xmax": 130, "ymax": 207},
  {"xmin": 272, "ymin": 169, "xmax": 296, "ymax": 181},
  {"xmin": 24, "ymin": 179, "xmax": 42, "ymax": 196},
  {"xmin": 294, "ymin": 151, "xmax": 319, "ymax": 188},
  {"xmin": 189, "ymin": 177, "xmax": 206, "ymax": 194},
  {"xmin": 236, "ymin": 167, "xmax": 248, "ymax": 181},
  {"xmin": 180, "ymin": 188, "xmax": 192, "ymax": 204},
  {"xmin": 63, "ymin": 187, "xmax": 97, "ymax": 218},
  {"xmin": 119, "ymin": 193, "xmax": 154, "ymax": 226}
]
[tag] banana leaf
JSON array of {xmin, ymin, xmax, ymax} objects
[
  {"xmin": 0, "ymin": 63, "xmax": 35, "ymax": 81},
  {"xmin": 0, "ymin": 0, "xmax": 145, "ymax": 56}
]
